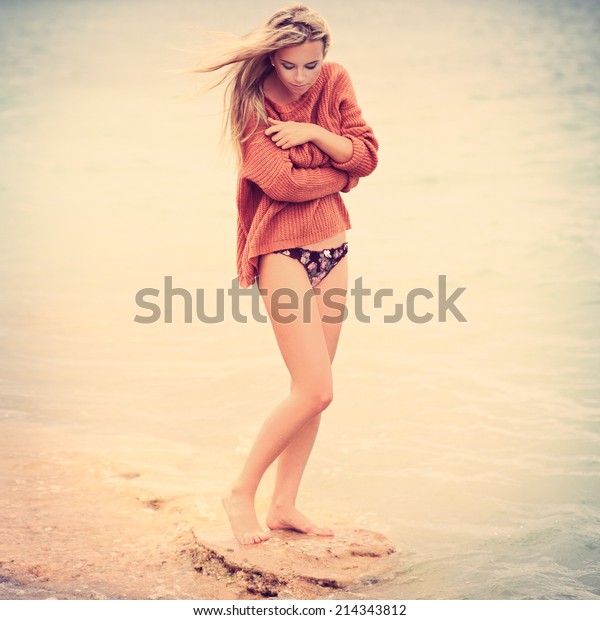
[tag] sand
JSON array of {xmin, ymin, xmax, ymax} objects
[{"xmin": 0, "ymin": 424, "xmax": 395, "ymax": 600}]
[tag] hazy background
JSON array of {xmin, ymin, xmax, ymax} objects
[{"xmin": 1, "ymin": 0, "xmax": 599, "ymax": 599}]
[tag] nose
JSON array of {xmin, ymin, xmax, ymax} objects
[{"xmin": 293, "ymin": 68, "xmax": 306, "ymax": 83}]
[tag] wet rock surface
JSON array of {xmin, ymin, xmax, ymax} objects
[
  {"xmin": 190, "ymin": 526, "xmax": 396, "ymax": 599},
  {"xmin": 1, "ymin": 426, "xmax": 397, "ymax": 600}
]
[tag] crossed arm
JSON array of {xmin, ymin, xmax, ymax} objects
[
  {"xmin": 242, "ymin": 71, "xmax": 378, "ymax": 203},
  {"xmin": 241, "ymin": 126, "xmax": 352, "ymax": 203},
  {"xmin": 264, "ymin": 68, "xmax": 379, "ymax": 180},
  {"xmin": 265, "ymin": 117, "xmax": 354, "ymax": 164}
]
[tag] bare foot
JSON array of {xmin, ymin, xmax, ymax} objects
[
  {"xmin": 266, "ymin": 504, "xmax": 334, "ymax": 537},
  {"xmin": 221, "ymin": 486, "xmax": 272, "ymax": 545}
]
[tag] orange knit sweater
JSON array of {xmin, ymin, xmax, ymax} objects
[{"xmin": 236, "ymin": 61, "xmax": 378, "ymax": 288}]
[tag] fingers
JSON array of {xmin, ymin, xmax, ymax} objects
[
  {"xmin": 264, "ymin": 127, "xmax": 282, "ymax": 142},
  {"xmin": 265, "ymin": 128, "xmax": 290, "ymax": 149},
  {"xmin": 264, "ymin": 118, "xmax": 282, "ymax": 137},
  {"xmin": 264, "ymin": 124, "xmax": 281, "ymax": 137}
]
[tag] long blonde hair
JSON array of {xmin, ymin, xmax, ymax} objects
[{"xmin": 181, "ymin": 3, "xmax": 331, "ymax": 169}]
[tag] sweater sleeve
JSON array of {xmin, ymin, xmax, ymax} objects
[
  {"xmin": 241, "ymin": 121, "xmax": 353, "ymax": 202},
  {"xmin": 329, "ymin": 66, "xmax": 379, "ymax": 178}
]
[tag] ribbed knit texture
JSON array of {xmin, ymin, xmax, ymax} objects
[{"xmin": 236, "ymin": 61, "xmax": 378, "ymax": 288}]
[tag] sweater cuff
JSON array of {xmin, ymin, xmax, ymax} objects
[
  {"xmin": 330, "ymin": 135, "xmax": 369, "ymax": 176},
  {"xmin": 341, "ymin": 173, "xmax": 359, "ymax": 193}
]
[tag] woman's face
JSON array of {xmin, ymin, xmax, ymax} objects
[{"xmin": 270, "ymin": 40, "xmax": 326, "ymax": 98}]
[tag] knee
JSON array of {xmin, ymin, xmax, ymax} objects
[{"xmin": 296, "ymin": 385, "xmax": 333, "ymax": 416}]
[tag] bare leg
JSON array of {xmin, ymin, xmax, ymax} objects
[
  {"xmin": 266, "ymin": 255, "xmax": 348, "ymax": 536},
  {"xmin": 222, "ymin": 252, "xmax": 335, "ymax": 545}
]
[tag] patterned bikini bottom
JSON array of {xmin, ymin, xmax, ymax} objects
[{"xmin": 272, "ymin": 241, "xmax": 348, "ymax": 288}]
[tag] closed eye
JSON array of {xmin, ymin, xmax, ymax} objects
[{"xmin": 282, "ymin": 63, "xmax": 319, "ymax": 70}]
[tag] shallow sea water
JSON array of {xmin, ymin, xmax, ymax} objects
[{"xmin": 1, "ymin": 0, "xmax": 599, "ymax": 600}]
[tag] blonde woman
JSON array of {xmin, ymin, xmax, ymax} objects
[{"xmin": 189, "ymin": 3, "xmax": 378, "ymax": 545}]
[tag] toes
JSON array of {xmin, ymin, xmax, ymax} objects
[
  {"xmin": 317, "ymin": 525, "xmax": 334, "ymax": 535},
  {"xmin": 240, "ymin": 531, "xmax": 271, "ymax": 545}
]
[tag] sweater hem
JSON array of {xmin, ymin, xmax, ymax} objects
[{"xmin": 250, "ymin": 224, "xmax": 351, "ymax": 258}]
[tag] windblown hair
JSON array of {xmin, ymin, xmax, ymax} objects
[{"xmin": 182, "ymin": 4, "xmax": 331, "ymax": 169}]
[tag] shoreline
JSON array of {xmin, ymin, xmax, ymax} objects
[{"xmin": 0, "ymin": 423, "xmax": 395, "ymax": 601}]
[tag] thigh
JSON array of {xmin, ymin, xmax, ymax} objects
[
  {"xmin": 314, "ymin": 254, "xmax": 348, "ymax": 363},
  {"xmin": 258, "ymin": 252, "xmax": 332, "ymax": 392}
]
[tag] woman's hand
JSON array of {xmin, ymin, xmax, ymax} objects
[
  {"xmin": 264, "ymin": 117, "xmax": 316, "ymax": 150},
  {"xmin": 265, "ymin": 117, "xmax": 353, "ymax": 163}
]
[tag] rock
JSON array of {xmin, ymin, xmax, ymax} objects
[{"xmin": 189, "ymin": 525, "xmax": 396, "ymax": 599}]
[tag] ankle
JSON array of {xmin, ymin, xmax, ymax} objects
[
  {"xmin": 226, "ymin": 481, "xmax": 256, "ymax": 500},
  {"xmin": 270, "ymin": 497, "xmax": 295, "ymax": 511}
]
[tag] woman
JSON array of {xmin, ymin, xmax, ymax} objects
[{"xmin": 189, "ymin": 3, "xmax": 378, "ymax": 545}]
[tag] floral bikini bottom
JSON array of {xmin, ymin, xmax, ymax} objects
[{"xmin": 272, "ymin": 241, "xmax": 348, "ymax": 288}]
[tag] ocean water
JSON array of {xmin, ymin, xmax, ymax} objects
[{"xmin": 1, "ymin": 0, "xmax": 599, "ymax": 600}]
